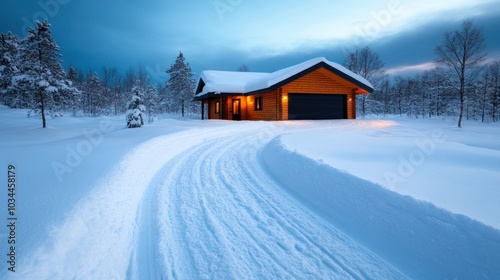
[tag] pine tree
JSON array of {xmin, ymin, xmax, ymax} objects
[
  {"xmin": 126, "ymin": 80, "xmax": 146, "ymax": 128},
  {"xmin": 487, "ymin": 61, "xmax": 500, "ymax": 122},
  {"xmin": 166, "ymin": 52, "xmax": 195, "ymax": 117},
  {"xmin": 66, "ymin": 66, "xmax": 82, "ymax": 116},
  {"xmin": 0, "ymin": 32, "xmax": 20, "ymax": 107},
  {"xmin": 11, "ymin": 20, "xmax": 78, "ymax": 127},
  {"xmin": 83, "ymin": 72, "xmax": 107, "ymax": 117},
  {"xmin": 143, "ymin": 83, "xmax": 159, "ymax": 123},
  {"xmin": 156, "ymin": 82, "xmax": 169, "ymax": 114}
]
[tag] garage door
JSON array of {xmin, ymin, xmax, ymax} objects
[{"xmin": 288, "ymin": 94, "xmax": 347, "ymax": 120}]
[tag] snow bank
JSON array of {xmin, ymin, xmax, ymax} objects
[
  {"xmin": 280, "ymin": 118, "xmax": 500, "ymax": 229},
  {"xmin": 262, "ymin": 138, "xmax": 500, "ymax": 279},
  {"xmin": 13, "ymin": 127, "xmax": 228, "ymax": 279}
]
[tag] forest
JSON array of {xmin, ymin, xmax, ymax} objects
[{"xmin": 1, "ymin": 20, "xmax": 499, "ymax": 128}]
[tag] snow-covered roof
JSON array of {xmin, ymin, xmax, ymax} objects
[{"xmin": 194, "ymin": 57, "xmax": 373, "ymax": 100}]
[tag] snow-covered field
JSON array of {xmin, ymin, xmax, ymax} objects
[{"xmin": 0, "ymin": 105, "xmax": 499, "ymax": 279}]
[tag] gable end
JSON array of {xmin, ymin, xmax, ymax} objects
[{"xmin": 247, "ymin": 61, "xmax": 373, "ymax": 95}]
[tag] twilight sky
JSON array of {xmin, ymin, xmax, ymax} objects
[{"xmin": 1, "ymin": 0, "xmax": 500, "ymax": 84}]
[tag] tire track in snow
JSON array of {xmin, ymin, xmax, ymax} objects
[
  {"xmin": 155, "ymin": 122, "xmax": 409, "ymax": 279},
  {"xmin": 16, "ymin": 121, "xmax": 409, "ymax": 279},
  {"xmin": 15, "ymin": 125, "xmax": 243, "ymax": 280}
]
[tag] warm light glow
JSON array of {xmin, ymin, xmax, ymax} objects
[
  {"xmin": 283, "ymin": 96, "xmax": 288, "ymax": 100},
  {"xmin": 370, "ymin": 120, "xmax": 397, "ymax": 128},
  {"xmin": 349, "ymin": 98, "xmax": 352, "ymax": 102},
  {"xmin": 215, "ymin": 101, "xmax": 220, "ymax": 114}
]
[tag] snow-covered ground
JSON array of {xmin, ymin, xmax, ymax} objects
[{"xmin": 0, "ymin": 105, "xmax": 499, "ymax": 279}]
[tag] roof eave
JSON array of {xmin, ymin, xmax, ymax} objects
[{"xmin": 193, "ymin": 91, "xmax": 245, "ymax": 101}]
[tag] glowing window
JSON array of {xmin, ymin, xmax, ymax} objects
[
  {"xmin": 215, "ymin": 101, "xmax": 220, "ymax": 114},
  {"xmin": 232, "ymin": 99, "xmax": 240, "ymax": 114},
  {"xmin": 255, "ymin": 97, "xmax": 263, "ymax": 111}
]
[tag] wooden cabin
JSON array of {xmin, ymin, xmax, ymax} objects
[{"xmin": 193, "ymin": 57, "xmax": 373, "ymax": 120}]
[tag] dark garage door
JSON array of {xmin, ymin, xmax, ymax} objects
[{"xmin": 288, "ymin": 94, "xmax": 347, "ymax": 120}]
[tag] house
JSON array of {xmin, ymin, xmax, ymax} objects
[{"xmin": 193, "ymin": 57, "xmax": 373, "ymax": 120}]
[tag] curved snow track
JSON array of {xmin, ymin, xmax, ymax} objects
[
  {"xmin": 153, "ymin": 125, "xmax": 406, "ymax": 279},
  {"xmin": 16, "ymin": 122, "xmax": 408, "ymax": 279}
]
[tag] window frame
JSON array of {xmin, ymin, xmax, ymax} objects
[
  {"xmin": 215, "ymin": 101, "xmax": 220, "ymax": 114},
  {"xmin": 254, "ymin": 97, "xmax": 263, "ymax": 111}
]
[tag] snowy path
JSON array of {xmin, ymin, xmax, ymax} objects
[
  {"xmin": 154, "ymin": 124, "xmax": 405, "ymax": 279},
  {"xmin": 16, "ymin": 122, "xmax": 408, "ymax": 279}
]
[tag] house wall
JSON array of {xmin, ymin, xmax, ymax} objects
[
  {"xmin": 206, "ymin": 98, "xmax": 221, "ymax": 119},
  {"xmin": 279, "ymin": 67, "xmax": 363, "ymax": 120},
  {"xmin": 222, "ymin": 95, "xmax": 247, "ymax": 120},
  {"xmin": 204, "ymin": 67, "xmax": 366, "ymax": 120},
  {"xmin": 348, "ymin": 92, "xmax": 356, "ymax": 119},
  {"xmin": 281, "ymin": 67, "xmax": 361, "ymax": 94},
  {"xmin": 245, "ymin": 90, "xmax": 279, "ymax": 120}
]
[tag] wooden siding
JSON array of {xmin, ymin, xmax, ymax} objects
[
  {"xmin": 207, "ymin": 98, "xmax": 224, "ymax": 120},
  {"xmin": 204, "ymin": 67, "xmax": 364, "ymax": 120},
  {"xmin": 282, "ymin": 67, "xmax": 359, "ymax": 94},
  {"xmin": 280, "ymin": 67, "xmax": 359, "ymax": 120},
  {"xmin": 246, "ymin": 90, "xmax": 279, "ymax": 120},
  {"xmin": 348, "ymin": 92, "xmax": 356, "ymax": 119},
  {"xmin": 219, "ymin": 95, "xmax": 247, "ymax": 120}
]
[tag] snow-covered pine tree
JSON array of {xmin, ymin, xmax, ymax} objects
[
  {"xmin": 156, "ymin": 82, "xmax": 169, "ymax": 114},
  {"xmin": 126, "ymin": 81, "xmax": 146, "ymax": 128},
  {"xmin": 83, "ymin": 72, "xmax": 105, "ymax": 117},
  {"xmin": 0, "ymin": 32, "xmax": 20, "ymax": 107},
  {"xmin": 66, "ymin": 66, "xmax": 81, "ymax": 116},
  {"xmin": 166, "ymin": 52, "xmax": 195, "ymax": 117},
  {"xmin": 67, "ymin": 66, "xmax": 78, "ymax": 83},
  {"xmin": 12, "ymin": 20, "xmax": 78, "ymax": 127},
  {"xmin": 143, "ymin": 83, "xmax": 159, "ymax": 123},
  {"xmin": 487, "ymin": 61, "xmax": 500, "ymax": 122}
]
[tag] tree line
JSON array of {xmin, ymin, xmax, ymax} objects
[
  {"xmin": 0, "ymin": 20, "xmax": 197, "ymax": 128},
  {"xmin": 2, "ymin": 19, "xmax": 499, "ymax": 128},
  {"xmin": 345, "ymin": 20, "xmax": 499, "ymax": 126}
]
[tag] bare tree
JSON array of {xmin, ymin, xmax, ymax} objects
[
  {"xmin": 344, "ymin": 46, "xmax": 385, "ymax": 116},
  {"xmin": 487, "ymin": 61, "xmax": 500, "ymax": 122},
  {"xmin": 435, "ymin": 19, "xmax": 487, "ymax": 127},
  {"xmin": 237, "ymin": 64, "xmax": 250, "ymax": 72}
]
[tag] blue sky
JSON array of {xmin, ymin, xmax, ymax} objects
[{"xmin": 1, "ymin": 0, "xmax": 500, "ymax": 83}]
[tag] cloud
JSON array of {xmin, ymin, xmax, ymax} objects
[
  {"xmin": 5, "ymin": 0, "xmax": 499, "ymax": 80},
  {"xmin": 385, "ymin": 62, "xmax": 437, "ymax": 76}
]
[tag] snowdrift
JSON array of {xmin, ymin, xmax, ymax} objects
[{"xmin": 262, "ymin": 138, "xmax": 500, "ymax": 279}]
